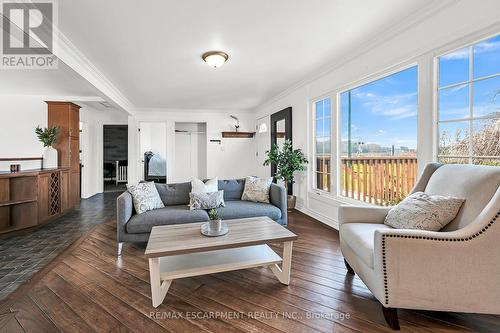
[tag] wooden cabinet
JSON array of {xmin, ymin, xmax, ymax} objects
[
  {"xmin": 0, "ymin": 168, "xmax": 71, "ymax": 234},
  {"xmin": 47, "ymin": 101, "xmax": 81, "ymax": 207}
]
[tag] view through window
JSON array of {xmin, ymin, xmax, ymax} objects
[
  {"xmin": 314, "ymin": 98, "xmax": 332, "ymax": 192},
  {"xmin": 437, "ymin": 34, "xmax": 500, "ymax": 166},
  {"xmin": 340, "ymin": 66, "xmax": 418, "ymax": 205}
]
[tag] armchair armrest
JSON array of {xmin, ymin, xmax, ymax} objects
[
  {"xmin": 270, "ymin": 183, "xmax": 288, "ymax": 226},
  {"xmin": 339, "ymin": 205, "xmax": 391, "ymax": 226},
  {"xmin": 117, "ymin": 191, "xmax": 134, "ymax": 242},
  {"xmin": 372, "ymin": 207, "xmax": 500, "ymax": 312}
]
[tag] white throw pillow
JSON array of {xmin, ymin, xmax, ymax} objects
[
  {"xmin": 241, "ymin": 176, "xmax": 273, "ymax": 203},
  {"xmin": 127, "ymin": 182, "xmax": 164, "ymax": 214},
  {"xmin": 384, "ymin": 192, "xmax": 464, "ymax": 231},
  {"xmin": 191, "ymin": 177, "xmax": 218, "ymax": 194}
]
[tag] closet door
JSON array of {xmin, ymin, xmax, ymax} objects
[{"xmin": 174, "ymin": 133, "xmax": 192, "ymax": 182}]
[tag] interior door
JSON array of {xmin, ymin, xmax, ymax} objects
[{"xmin": 174, "ymin": 132, "xmax": 192, "ymax": 182}]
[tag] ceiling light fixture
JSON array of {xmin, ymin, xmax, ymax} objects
[{"xmin": 202, "ymin": 51, "xmax": 229, "ymax": 68}]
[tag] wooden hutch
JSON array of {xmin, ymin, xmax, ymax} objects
[{"xmin": 0, "ymin": 102, "xmax": 80, "ymax": 235}]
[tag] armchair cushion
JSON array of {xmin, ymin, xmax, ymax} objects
[
  {"xmin": 340, "ymin": 223, "xmax": 393, "ymax": 268},
  {"xmin": 384, "ymin": 192, "xmax": 464, "ymax": 231}
]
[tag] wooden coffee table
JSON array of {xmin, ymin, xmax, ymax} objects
[{"xmin": 144, "ymin": 216, "xmax": 298, "ymax": 307}]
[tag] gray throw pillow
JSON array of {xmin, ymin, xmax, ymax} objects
[
  {"xmin": 241, "ymin": 176, "xmax": 273, "ymax": 203},
  {"xmin": 127, "ymin": 182, "xmax": 164, "ymax": 214},
  {"xmin": 189, "ymin": 190, "xmax": 225, "ymax": 210},
  {"xmin": 384, "ymin": 192, "xmax": 464, "ymax": 231}
]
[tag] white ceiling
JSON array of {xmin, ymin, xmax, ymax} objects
[
  {"xmin": 53, "ymin": 0, "xmax": 440, "ymax": 110},
  {"xmin": 0, "ymin": 61, "xmax": 102, "ymax": 98}
]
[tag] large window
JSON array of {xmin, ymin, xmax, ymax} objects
[
  {"xmin": 340, "ymin": 66, "xmax": 418, "ymax": 205},
  {"xmin": 437, "ymin": 34, "xmax": 500, "ymax": 166},
  {"xmin": 314, "ymin": 98, "xmax": 331, "ymax": 192}
]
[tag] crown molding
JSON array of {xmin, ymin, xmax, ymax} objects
[
  {"xmin": 253, "ymin": 0, "xmax": 458, "ymax": 112},
  {"xmin": 53, "ymin": 30, "xmax": 135, "ymax": 114}
]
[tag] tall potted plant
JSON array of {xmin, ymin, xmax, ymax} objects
[
  {"xmin": 35, "ymin": 125, "xmax": 60, "ymax": 169},
  {"xmin": 264, "ymin": 139, "xmax": 308, "ymax": 211}
]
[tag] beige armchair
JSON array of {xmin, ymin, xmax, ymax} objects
[{"xmin": 339, "ymin": 163, "xmax": 500, "ymax": 330}]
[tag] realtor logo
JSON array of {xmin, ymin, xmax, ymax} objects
[{"xmin": 1, "ymin": 0, "xmax": 58, "ymax": 69}]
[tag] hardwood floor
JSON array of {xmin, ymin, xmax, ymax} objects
[{"xmin": 1, "ymin": 211, "xmax": 499, "ymax": 332}]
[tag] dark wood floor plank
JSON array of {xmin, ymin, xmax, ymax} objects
[
  {"xmin": 30, "ymin": 284, "xmax": 95, "ymax": 333},
  {"xmin": 42, "ymin": 271, "xmax": 130, "ymax": 333},
  {"xmin": 0, "ymin": 295, "xmax": 59, "ymax": 333}
]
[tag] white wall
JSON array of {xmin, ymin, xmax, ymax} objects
[
  {"xmin": 128, "ymin": 110, "xmax": 256, "ymax": 185},
  {"xmin": 252, "ymin": 2, "xmax": 500, "ymax": 229},
  {"xmin": 0, "ymin": 96, "xmax": 48, "ymax": 171}
]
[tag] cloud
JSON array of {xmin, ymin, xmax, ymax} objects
[
  {"xmin": 375, "ymin": 130, "xmax": 387, "ymax": 136},
  {"xmin": 440, "ymin": 39, "xmax": 500, "ymax": 60},
  {"xmin": 355, "ymin": 91, "xmax": 417, "ymax": 120}
]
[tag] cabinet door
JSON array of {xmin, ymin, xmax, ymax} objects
[
  {"xmin": 70, "ymin": 137, "xmax": 79, "ymax": 172},
  {"xmin": 70, "ymin": 171, "xmax": 80, "ymax": 206},
  {"xmin": 38, "ymin": 174, "xmax": 49, "ymax": 223},
  {"xmin": 69, "ymin": 107, "xmax": 79, "ymax": 138},
  {"xmin": 60, "ymin": 170, "xmax": 70, "ymax": 211}
]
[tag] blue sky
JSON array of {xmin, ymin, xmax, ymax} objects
[{"xmin": 340, "ymin": 66, "xmax": 418, "ymax": 150}]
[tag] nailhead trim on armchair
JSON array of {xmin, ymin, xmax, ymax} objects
[{"xmin": 381, "ymin": 211, "xmax": 499, "ymax": 305}]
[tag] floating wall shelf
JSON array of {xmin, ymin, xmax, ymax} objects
[{"xmin": 222, "ymin": 131, "xmax": 256, "ymax": 138}]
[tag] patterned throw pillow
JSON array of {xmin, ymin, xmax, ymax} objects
[
  {"xmin": 384, "ymin": 192, "xmax": 464, "ymax": 231},
  {"xmin": 127, "ymin": 182, "xmax": 164, "ymax": 214},
  {"xmin": 189, "ymin": 190, "xmax": 225, "ymax": 210},
  {"xmin": 241, "ymin": 176, "xmax": 273, "ymax": 203}
]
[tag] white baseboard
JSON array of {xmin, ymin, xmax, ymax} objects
[{"xmin": 294, "ymin": 206, "xmax": 339, "ymax": 230}]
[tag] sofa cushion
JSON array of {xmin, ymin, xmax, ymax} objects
[
  {"xmin": 340, "ymin": 223, "xmax": 393, "ymax": 268},
  {"xmin": 155, "ymin": 182, "xmax": 191, "ymax": 206},
  {"xmin": 218, "ymin": 179, "xmax": 245, "ymax": 201},
  {"xmin": 217, "ymin": 200, "xmax": 281, "ymax": 221},
  {"xmin": 241, "ymin": 176, "xmax": 273, "ymax": 203},
  {"xmin": 126, "ymin": 182, "xmax": 164, "ymax": 214},
  {"xmin": 126, "ymin": 205, "xmax": 209, "ymax": 233}
]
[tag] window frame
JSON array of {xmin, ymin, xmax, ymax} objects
[
  {"xmin": 312, "ymin": 96, "xmax": 334, "ymax": 193},
  {"xmin": 336, "ymin": 64, "xmax": 419, "ymax": 200},
  {"xmin": 434, "ymin": 33, "xmax": 500, "ymax": 164}
]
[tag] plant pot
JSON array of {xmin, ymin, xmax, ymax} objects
[
  {"xmin": 287, "ymin": 195, "xmax": 296, "ymax": 212},
  {"xmin": 209, "ymin": 219, "xmax": 222, "ymax": 232},
  {"xmin": 43, "ymin": 146, "xmax": 58, "ymax": 169}
]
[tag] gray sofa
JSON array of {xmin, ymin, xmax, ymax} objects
[{"xmin": 116, "ymin": 179, "xmax": 287, "ymax": 254}]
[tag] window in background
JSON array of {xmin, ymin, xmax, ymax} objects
[
  {"xmin": 314, "ymin": 98, "xmax": 332, "ymax": 192},
  {"xmin": 437, "ymin": 34, "xmax": 500, "ymax": 166},
  {"xmin": 340, "ymin": 66, "xmax": 418, "ymax": 205}
]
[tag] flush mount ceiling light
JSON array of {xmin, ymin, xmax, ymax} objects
[{"xmin": 202, "ymin": 51, "xmax": 229, "ymax": 68}]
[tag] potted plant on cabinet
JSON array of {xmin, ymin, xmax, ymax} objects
[
  {"xmin": 264, "ymin": 139, "xmax": 308, "ymax": 211},
  {"xmin": 35, "ymin": 125, "xmax": 60, "ymax": 169}
]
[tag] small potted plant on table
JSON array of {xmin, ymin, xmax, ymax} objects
[{"xmin": 264, "ymin": 139, "xmax": 308, "ymax": 211}]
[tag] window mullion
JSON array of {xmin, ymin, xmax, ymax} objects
[{"xmin": 468, "ymin": 46, "xmax": 474, "ymax": 164}]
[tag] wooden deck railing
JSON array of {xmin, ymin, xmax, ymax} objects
[{"xmin": 341, "ymin": 157, "xmax": 417, "ymax": 206}]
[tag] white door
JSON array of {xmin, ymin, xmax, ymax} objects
[
  {"xmin": 174, "ymin": 132, "xmax": 192, "ymax": 182},
  {"xmin": 256, "ymin": 116, "xmax": 271, "ymax": 177}
]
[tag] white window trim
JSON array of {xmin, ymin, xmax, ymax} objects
[
  {"xmin": 434, "ymin": 32, "xmax": 500, "ymax": 164},
  {"xmin": 311, "ymin": 96, "xmax": 334, "ymax": 194}
]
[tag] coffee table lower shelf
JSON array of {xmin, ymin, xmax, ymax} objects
[{"xmin": 148, "ymin": 242, "xmax": 293, "ymax": 307}]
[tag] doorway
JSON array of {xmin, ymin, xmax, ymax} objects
[
  {"xmin": 174, "ymin": 122, "xmax": 207, "ymax": 182},
  {"xmin": 103, "ymin": 125, "xmax": 128, "ymax": 192}
]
